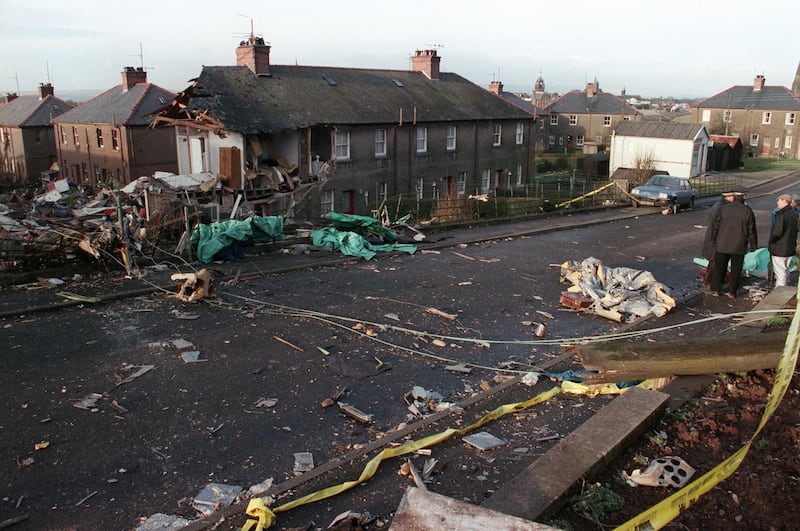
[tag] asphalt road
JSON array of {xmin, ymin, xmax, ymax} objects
[{"xmin": 1, "ymin": 171, "xmax": 796, "ymax": 530}]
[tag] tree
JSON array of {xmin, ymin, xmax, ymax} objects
[{"xmin": 631, "ymin": 149, "xmax": 656, "ymax": 187}]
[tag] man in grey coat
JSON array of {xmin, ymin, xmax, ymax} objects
[{"xmin": 709, "ymin": 191, "xmax": 758, "ymax": 298}]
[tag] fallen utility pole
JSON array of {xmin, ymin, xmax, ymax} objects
[{"xmin": 572, "ymin": 331, "xmax": 786, "ymax": 383}]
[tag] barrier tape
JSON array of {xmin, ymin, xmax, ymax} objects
[
  {"xmin": 614, "ymin": 284, "xmax": 800, "ymax": 530},
  {"xmin": 242, "ymin": 380, "xmax": 653, "ymax": 529}
]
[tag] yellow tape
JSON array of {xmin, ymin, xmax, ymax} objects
[
  {"xmin": 241, "ymin": 498, "xmax": 275, "ymax": 531},
  {"xmin": 614, "ymin": 284, "xmax": 800, "ymax": 530}
]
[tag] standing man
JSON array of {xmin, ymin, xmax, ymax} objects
[
  {"xmin": 768, "ymin": 194, "xmax": 798, "ymax": 287},
  {"xmin": 709, "ymin": 191, "xmax": 758, "ymax": 299},
  {"xmin": 701, "ymin": 194, "xmax": 725, "ymax": 286}
]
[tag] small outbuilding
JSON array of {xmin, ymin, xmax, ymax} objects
[
  {"xmin": 707, "ymin": 135, "xmax": 743, "ymax": 171},
  {"xmin": 609, "ymin": 122, "xmax": 710, "ymax": 178}
]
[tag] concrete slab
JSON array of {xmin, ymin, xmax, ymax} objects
[
  {"xmin": 390, "ymin": 487, "xmax": 557, "ymax": 531},
  {"xmin": 482, "ymin": 386, "xmax": 669, "ymax": 522},
  {"xmin": 742, "ymin": 285, "xmax": 795, "ymax": 329}
]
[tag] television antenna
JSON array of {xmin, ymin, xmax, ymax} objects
[
  {"xmin": 130, "ymin": 43, "xmax": 155, "ymax": 71},
  {"xmin": 234, "ymin": 14, "xmax": 266, "ymax": 43},
  {"xmin": 424, "ymin": 43, "xmax": 445, "ymax": 50}
]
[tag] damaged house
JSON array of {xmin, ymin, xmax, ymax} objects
[
  {"xmin": 151, "ymin": 36, "xmax": 535, "ymax": 221},
  {"xmin": 53, "ymin": 67, "xmax": 178, "ymax": 189},
  {"xmin": 0, "ymin": 84, "xmax": 74, "ymax": 183}
]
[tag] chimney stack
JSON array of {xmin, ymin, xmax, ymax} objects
[
  {"xmin": 4, "ymin": 93, "xmax": 18, "ymax": 104},
  {"xmin": 411, "ymin": 49, "xmax": 441, "ymax": 81},
  {"xmin": 237, "ymin": 36, "xmax": 271, "ymax": 76},
  {"xmin": 488, "ymin": 80, "xmax": 503, "ymax": 95},
  {"xmin": 753, "ymin": 74, "xmax": 765, "ymax": 91},
  {"xmin": 38, "ymin": 82, "xmax": 54, "ymax": 99},
  {"xmin": 586, "ymin": 79, "xmax": 599, "ymax": 97},
  {"xmin": 121, "ymin": 66, "xmax": 147, "ymax": 92}
]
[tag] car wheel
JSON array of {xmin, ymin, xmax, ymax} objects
[
  {"xmin": 671, "ymin": 203, "xmax": 679, "ymax": 214},
  {"xmin": 690, "ymin": 198, "xmax": 695, "ymax": 209}
]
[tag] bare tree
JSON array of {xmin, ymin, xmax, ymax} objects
[{"xmin": 631, "ymin": 149, "xmax": 656, "ymax": 186}]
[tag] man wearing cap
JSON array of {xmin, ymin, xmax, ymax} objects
[
  {"xmin": 768, "ymin": 194, "xmax": 798, "ymax": 287},
  {"xmin": 709, "ymin": 191, "xmax": 758, "ymax": 298}
]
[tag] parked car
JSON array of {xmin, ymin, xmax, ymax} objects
[{"xmin": 630, "ymin": 175, "xmax": 696, "ymax": 212}]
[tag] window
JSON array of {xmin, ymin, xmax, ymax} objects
[
  {"xmin": 111, "ymin": 130, "xmax": 119, "ymax": 151},
  {"xmin": 34, "ymin": 129, "xmax": 42, "ymax": 143},
  {"xmin": 515, "ymin": 123, "xmax": 523, "ymax": 144},
  {"xmin": 73, "ymin": 127, "xmax": 80, "ymax": 146},
  {"xmin": 701, "ymin": 110, "xmax": 710, "ymax": 122},
  {"xmin": 785, "ymin": 136, "xmax": 792, "ymax": 149},
  {"xmin": 416, "ymin": 127, "xmax": 427, "ymax": 152},
  {"xmin": 374, "ymin": 129, "xmax": 386, "ymax": 156},
  {"xmin": 539, "ymin": 119, "xmax": 544, "ymax": 129},
  {"xmin": 723, "ymin": 110, "xmax": 732, "ymax": 123},
  {"xmin": 481, "ymin": 169, "xmax": 491, "ymax": 193},
  {"xmin": 446, "ymin": 126, "xmax": 457, "ymax": 150},
  {"xmin": 416, "ymin": 178, "xmax": 424, "ymax": 199},
  {"xmin": 516, "ymin": 164, "xmax": 523, "ymax": 186},
  {"xmin": 623, "ymin": 116, "xmax": 632, "ymax": 121},
  {"xmin": 558, "ymin": 136, "xmax": 563, "ymax": 146},
  {"xmin": 59, "ymin": 126, "xmax": 67, "ymax": 144},
  {"xmin": 378, "ymin": 181, "xmax": 388, "ymax": 202},
  {"xmin": 762, "ymin": 112, "xmax": 772, "ymax": 125},
  {"xmin": 568, "ymin": 115, "xmax": 577, "ymax": 126},
  {"xmin": 457, "ymin": 172, "xmax": 466, "ymax": 196},
  {"xmin": 96, "ymin": 128, "xmax": 104, "ymax": 148},
  {"xmin": 334, "ymin": 131, "xmax": 350, "ymax": 159},
  {"xmin": 493, "ymin": 124, "xmax": 502, "ymax": 146},
  {"xmin": 603, "ymin": 116, "xmax": 612, "ymax": 127},
  {"xmin": 548, "ymin": 135, "xmax": 555, "ymax": 146},
  {"xmin": 576, "ymin": 135, "xmax": 584, "ymax": 146},
  {"xmin": 774, "ymin": 137, "xmax": 780, "ymax": 149},
  {"xmin": 549, "ymin": 113, "xmax": 558, "ymax": 125},
  {"xmin": 320, "ymin": 190, "xmax": 334, "ymax": 214},
  {"xmin": 787, "ymin": 113, "xmax": 797, "ymax": 126},
  {"xmin": 750, "ymin": 134, "xmax": 759, "ymax": 146}
]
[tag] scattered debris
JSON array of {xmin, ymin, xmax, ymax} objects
[
  {"xmin": 75, "ymin": 490, "xmax": 98, "ymax": 507},
  {"xmin": 273, "ymin": 335, "xmax": 303, "ymax": 352},
  {"xmin": 114, "ymin": 364, "xmax": 155, "ymax": 386},
  {"xmin": 425, "ymin": 307, "xmax": 458, "ymax": 321},
  {"xmin": 246, "ymin": 477, "xmax": 274, "ymax": 498},
  {"xmin": 327, "ymin": 510, "xmax": 373, "ymax": 530},
  {"xmin": 73, "ymin": 393, "xmax": 104, "ymax": 411},
  {"xmin": 172, "ymin": 269, "xmax": 213, "ymax": 303},
  {"xmin": 338, "ymin": 402, "xmax": 374, "ymax": 424},
  {"xmin": 134, "ymin": 513, "xmax": 190, "ymax": 530},
  {"xmin": 180, "ymin": 351, "xmax": 205, "ymax": 363},
  {"xmin": 624, "ymin": 456, "xmax": 695, "ymax": 488},
  {"xmin": 463, "ymin": 431, "xmax": 506, "ymax": 451},
  {"xmin": 445, "ymin": 364, "xmax": 472, "ymax": 375},
  {"xmin": 191, "ymin": 483, "xmax": 242, "ymax": 516},
  {"xmin": 293, "ymin": 452, "xmax": 315, "ymax": 475},
  {"xmin": 521, "ymin": 372, "xmax": 540, "ymax": 387},
  {"xmin": 255, "ymin": 398, "xmax": 278, "ymax": 408}
]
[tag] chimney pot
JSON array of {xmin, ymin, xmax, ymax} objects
[
  {"xmin": 121, "ymin": 66, "xmax": 147, "ymax": 91},
  {"xmin": 754, "ymin": 74, "xmax": 765, "ymax": 91},
  {"xmin": 411, "ymin": 49, "xmax": 441, "ymax": 81},
  {"xmin": 4, "ymin": 93, "xmax": 19, "ymax": 104},
  {"xmin": 38, "ymin": 82, "xmax": 54, "ymax": 99},
  {"xmin": 488, "ymin": 80, "xmax": 503, "ymax": 95},
  {"xmin": 237, "ymin": 36, "xmax": 271, "ymax": 76}
]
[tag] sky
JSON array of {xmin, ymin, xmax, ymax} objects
[{"xmin": 1, "ymin": 0, "xmax": 798, "ymax": 101}]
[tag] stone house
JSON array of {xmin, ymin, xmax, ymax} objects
[
  {"xmin": 692, "ymin": 75, "xmax": 800, "ymax": 159},
  {"xmin": 542, "ymin": 79, "xmax": 641, "ymax": 152},
  {"xmin": 151, "ymin": 37, "xmax": 535, "ymax": 220},
  {"xmin": 0, "ymin": 84, "xmax": 74, "ymax": 183},
  {"xmin": 53, "ymin": 68, "xmax": 177, "ymax": 188}
]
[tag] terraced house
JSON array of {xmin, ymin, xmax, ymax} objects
[
  {"xmin": 692, "ymin": 74, "xmax": 800, "ymax": 159},
  {"xmin": 152, "ymin": 36, "xmax": 534, "ymax": 220},
  {"xmin": 0, "ymin": 83, "xmax": 74, "ymax": 183},
  {"xmin": 53, "ymin": 67, "xmax": 177, "ymax": 188}
]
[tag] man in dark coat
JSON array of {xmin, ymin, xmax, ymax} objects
[
  {"xmin": 768, "ymin": 193, "xmax": 799, "ymax": 287},
  {"xmin": 701, "ymin": 195, "xmax": 725, "ymax": 286},
  {"xmin": 709, "ymin": 192, "xmax": 758, "ymax": 298}
]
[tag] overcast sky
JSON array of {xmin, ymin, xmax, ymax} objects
[{"xmin": 1, "ymin": 0, "xmax": 798, "ymax": 100}]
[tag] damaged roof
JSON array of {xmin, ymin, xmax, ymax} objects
[
  {"xmin": 163, "ymin": 65, "xmax": 533, "ymax": 134},
  {"xmin": 613, "ymin": 121, "xmax": 708, "ymax": 140},
  {"xmin": 544, "ymin": 90, "xmax": 641, "ymax": 116},
  {"xmin": 54, "ymin": 84, "xmax": 175, "ymax": 126},
  {"xmin": 0, "ymin": 95, "xmax": 74, "ymax": 127}
]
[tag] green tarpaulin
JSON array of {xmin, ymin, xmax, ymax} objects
[
  {"xmin": 312, "ymin": 227, "xmax": 416, "ymax": 261},
  {"xmin": 191, "ymin": 215, "xmax": 284, "ymax": 263}
]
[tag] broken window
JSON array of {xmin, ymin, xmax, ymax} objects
[
  {"xmin": 762, "ymin": 111, "xmax": 771, "ymax": 125},
  {"xmin": 96, "ymin": 128, "xmax": 104, "ymax": 148},
  {"xmin": 335, "ymin": 131, "xmax": 350, "ymax": 160},
  {"xmin": 111, "ymin": 129, "xmax": 119, "ymax": 150}
]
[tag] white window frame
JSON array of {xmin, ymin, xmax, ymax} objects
[
  {"xmin": 723, "ymin": 110, "xmax": 732, "ymax": 123},
  {"xmin": 321, "ymin": 189, "xmax": 334, "ymax": 214},
  {"xmin": 416, "ymin": 177, "xmax": 424, "ymax": 199},
  {"xmin": 457, "ymin": 171, "xmax": 466, "ymax": 196},
  {"xmin": 516, "ymin": 164, "xmax": 523, "ymax": 186},
  {"xmin": 603, "ymin": 115, "xmax": 612, "ymax": 127},
  {"xmin": 111, "ymin": 129, "xmax": 120, "ymax": 151},
  {"xmin": 416, "ymin": 127, "xmax": 427, "ymax": 152},
  {"xmin": 515, "ymin": 123, "xmax": 524, "ymax": 144},
  {"xmin": 60, "ymin": 126, "xmax": 67, "ymax": 144},
  {"xmin": 785, "ymin": 135, "xmax": 793, "ymax": 149},
  {"xmin": 374, "ymin": 129, "xmax": 386, "ymax": 156},
  {"xmin": 96, "ymin": 128, "xmax": 104, "ymax": 149},
  {"xmin": 750, "ymin": 133, "xmax": 759, "ymax": 147},
  {"xmin": 548, "ymin": 135, "xmax": 555, "ymax": 146},
  {"xmin": 446, "ymin": 126, "xmax": 457, "ymax": 151},
  {"xmin": 334, "ymin": 131, "xmax": 350, "ymax": 160},
  {"xmin": 493, "ymin": 124, "xmax": 502, "ymax": 146},
  {"xmin": 481, "ymin": 169, "xmax": 491, "ymax": 193},
  {"xmin": 701, "ymin": 109, "xmax": 711, "ymax": 122},
  {"xmin": 549, "ymin": 113, "xmax": 558, "ymax": 125},
  {"xmin": 576, "ymin": 135, "xmax": 584, "ymax": 146},
  {"xmin": 568, "ymin": 115, "xmax": 577, "ymax": 126},
  {"xmin": 787, "ymin": 112, "xmax": 797, "ymax": 126},
  {"xmin": 762, "ymin": 111, "xmax": 772, "ymax": 125},
  {"xmin": 774, "ymin": 137, "xmax": 780, "ymax": 149},
  {"xmin": 558, "ymin": 136, "xmax": 564, "ymax": 146},
  {"xmin": 623, "ymin": 116, "xmax": 632, "ymax": 121}
]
